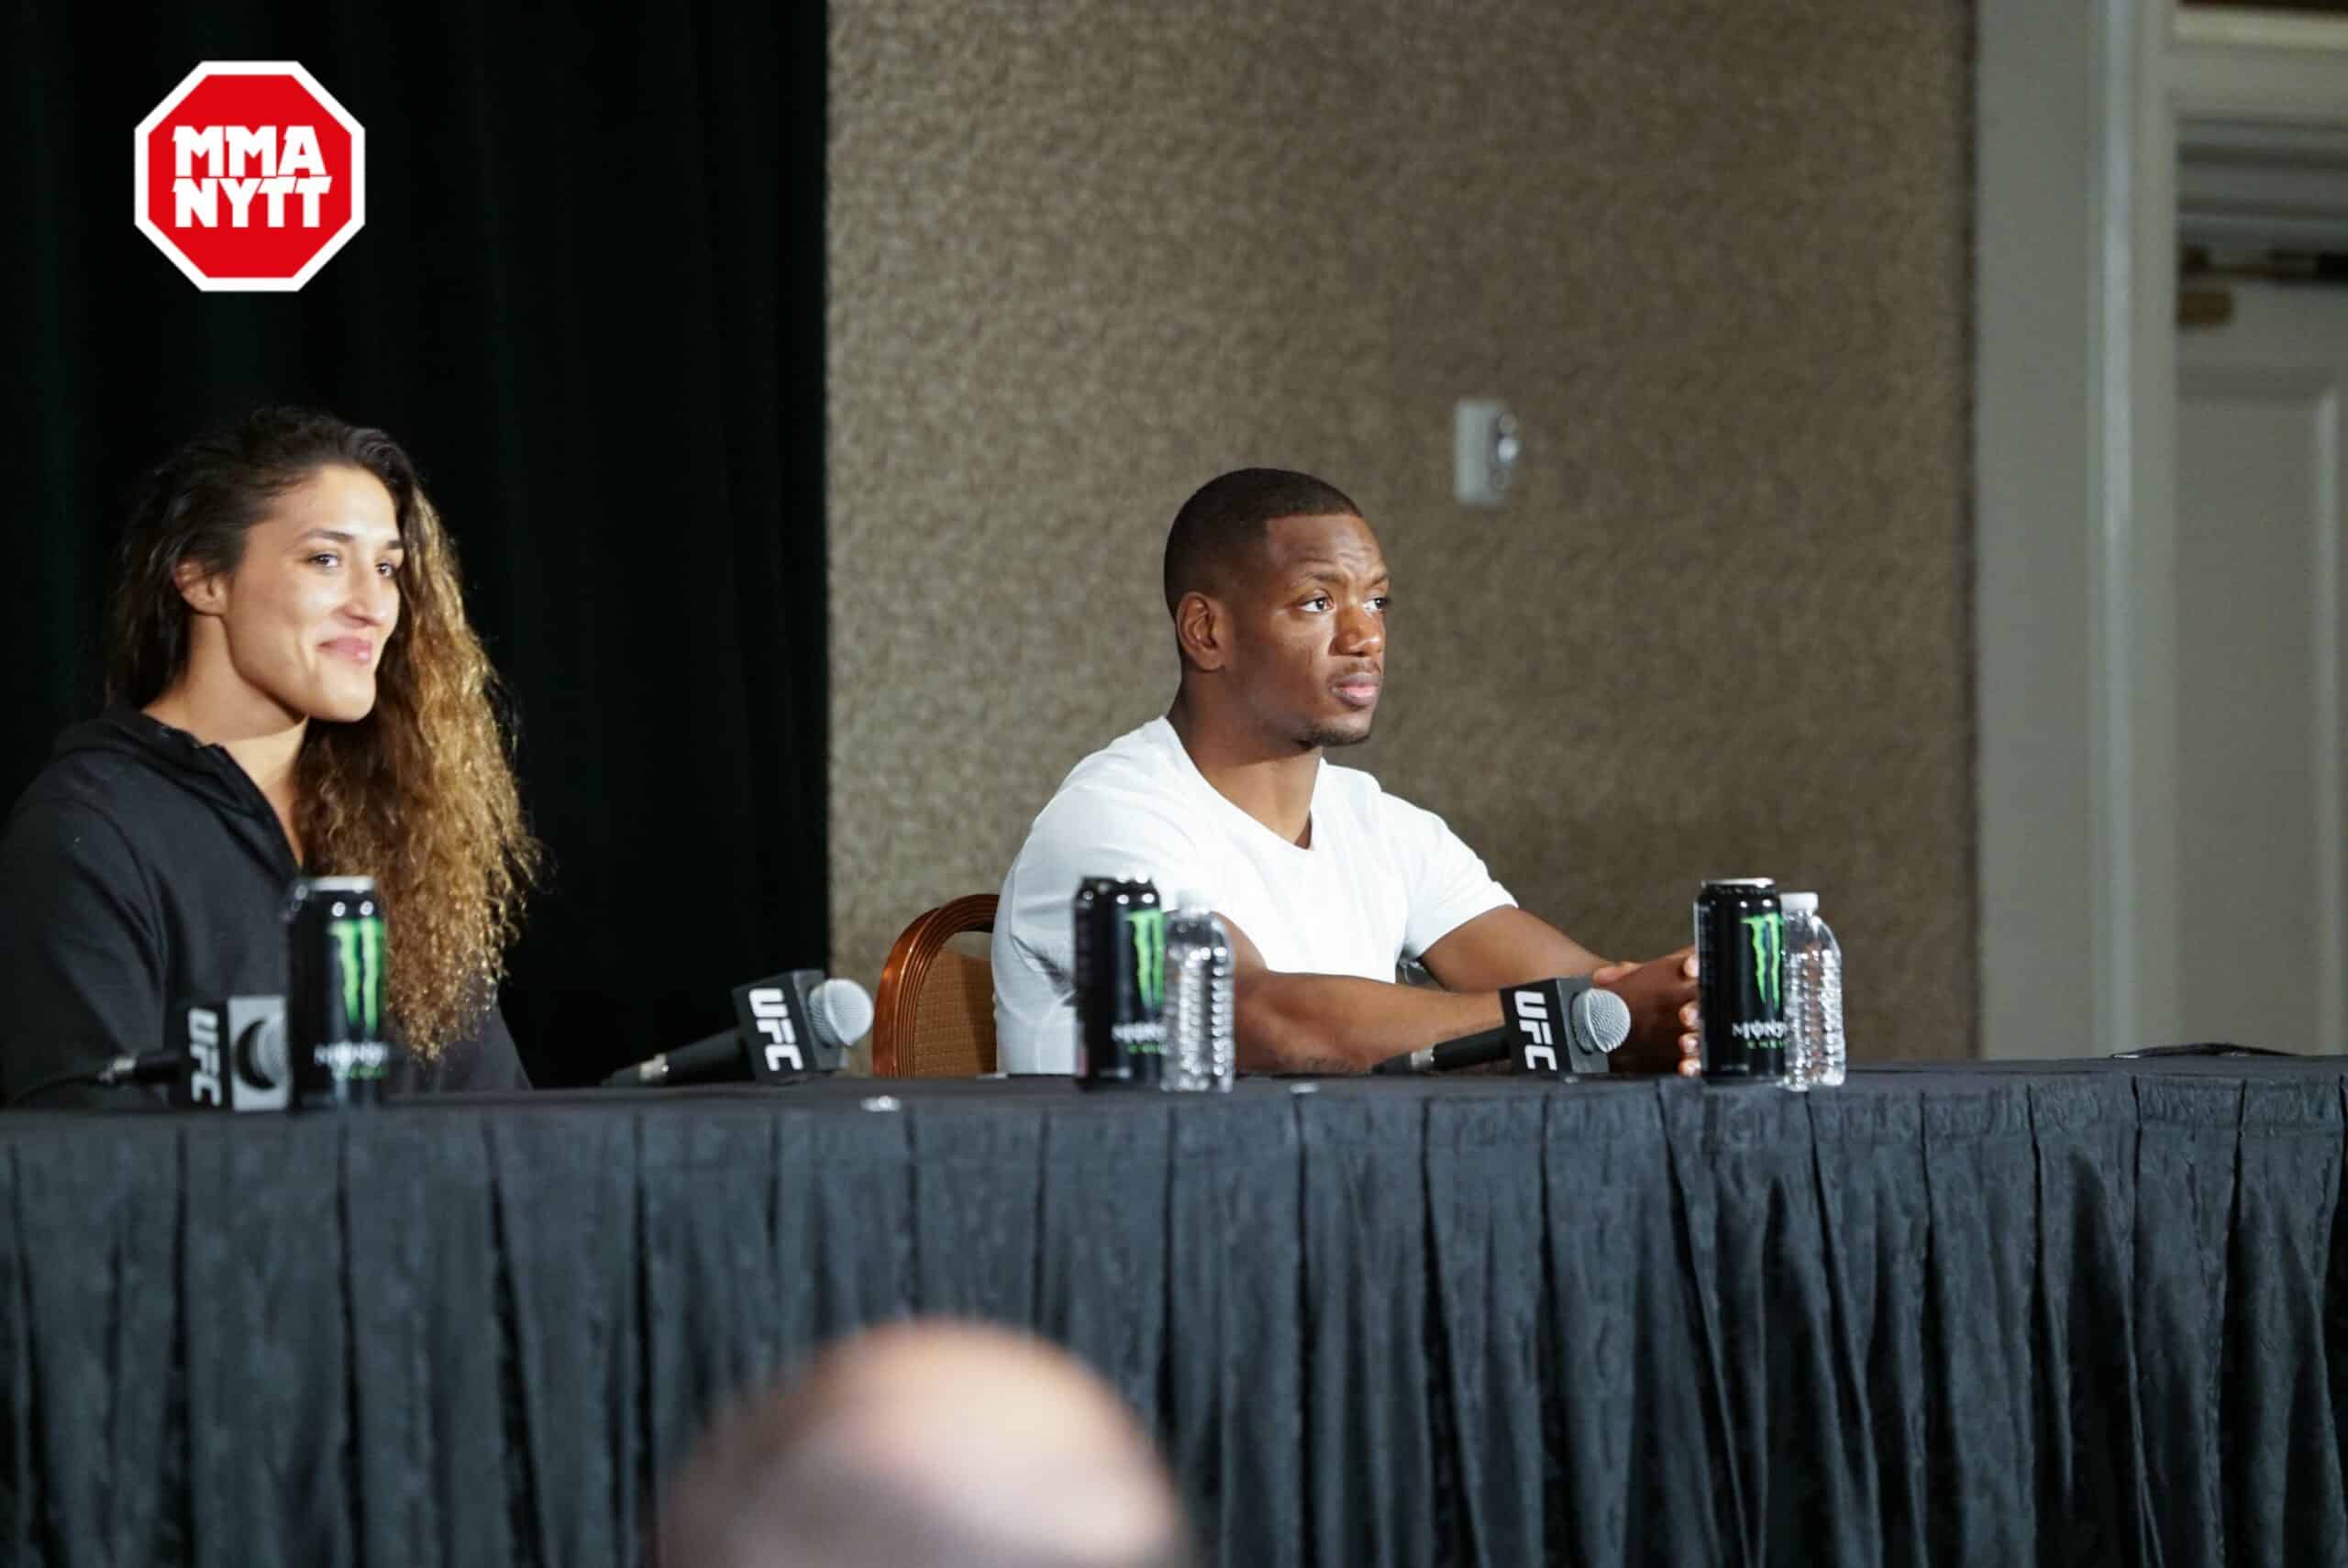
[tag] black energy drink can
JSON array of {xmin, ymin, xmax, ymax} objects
[
  {"xmin": 1071, "ymin": 876, "xmax": 1166, "ymax": 1086},
  {"xmin": 1694, "ymin": 878, "xmax": 1788, "ymax": 1080},
  {"xmin": 285, "ymin": 876, "xmax": 392, "ymax": 1109}
]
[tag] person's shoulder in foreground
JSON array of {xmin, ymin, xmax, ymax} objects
[
  {"xmin": 992, "ymin": 466, "xmax": 1704, "ymax": 1078},
  {"xmin": 0, "ymin": 407, "xmax": 542, "ymax": 1107}
]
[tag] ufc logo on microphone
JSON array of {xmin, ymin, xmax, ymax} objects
[
  {"xmin": 1512, "ymin": 988, "xmax": 1560, "ymax": 1071},
  {"xmin": 188, "ymin": 1006, "xmax": 223, "ymax": 1105},
  {"xmin": 748, "ymin": 987, "xmax": 803, "ymax": 1073}
]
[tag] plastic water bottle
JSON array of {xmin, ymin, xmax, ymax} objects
[
  {"xmin": 1163, "ymin": 900, "xmax": 1235, "ymax": 1092},
  {"xmin": 1779, "ymin": 892, "xmax": 1845, "ymax": 1088}
]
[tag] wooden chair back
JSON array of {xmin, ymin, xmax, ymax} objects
[{"xmin": 872, "ymin": 894, "xmax": 1000, "ymax": 1077}]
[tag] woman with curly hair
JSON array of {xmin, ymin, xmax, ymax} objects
[{"xmin": 0, "ymin": 408, "xmax": 543, "ymax": 1103}]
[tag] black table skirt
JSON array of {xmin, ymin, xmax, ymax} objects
[{"xmin": 2, "ymin": 1063, "xmax": 2344, "ymax": 1567}]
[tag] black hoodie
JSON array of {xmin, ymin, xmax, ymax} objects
[{"xmin": 0, "ymin": 711, "xmax": 526, "ymax": 1106}]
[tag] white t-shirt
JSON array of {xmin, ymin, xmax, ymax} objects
[{"xmin": 991, "ymin": 718, "xmax": 1514, "ymax": 1074}]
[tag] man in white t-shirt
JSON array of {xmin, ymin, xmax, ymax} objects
[{"xmin": 992, "ymin": 468, "xmax": 1700, "ymax": 1076}]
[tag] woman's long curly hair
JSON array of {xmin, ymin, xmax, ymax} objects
[{"xmin": 106, "ymin": 408, "xmax": 542, "ymax": 1055}]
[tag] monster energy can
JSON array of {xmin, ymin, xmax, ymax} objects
[
  {"xmin": 286, "ymin": 876, "xmax": 392, "ymax": 1109},
  {"xmin": 1694, "ymin": 878, "xmax": 1788, "ymax": 1080},
  {"xmin": 1071, "ymin": 876, "xmax": 1166, "ymax": 1087}
]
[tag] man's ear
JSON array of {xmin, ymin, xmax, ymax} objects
[
  {"xmin": 1175, "ymin": 591, "xmax": 1229, "ymax": 672},
  {"xmin": 172, "ymin": 558, "xmax": 227, "ymax": 616}
]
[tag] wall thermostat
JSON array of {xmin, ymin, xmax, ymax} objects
[{"xmin": 1454, "ymin": 399, "xmax": 1521, "ymax": 506}]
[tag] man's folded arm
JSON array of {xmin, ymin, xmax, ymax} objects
[
  {"xmin": 1416, "ymin": 905, "xmax": 1609, "ymax": 991},
  {"xmin": 1226, "ymin": 906, "xmax": 1694, "ymax": 1074},
  {"xmin": 1426, "ymin": 906, "xmax": 1700, "ymax": 1073},
  {"xmin": 1220, "ymin": 914, "xmax": 1504, "ymax": 1072}
]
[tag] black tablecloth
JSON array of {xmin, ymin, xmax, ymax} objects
[{"xmin": 2, "ymin": 1063, "xmax": 2344, "ymax": 1566}]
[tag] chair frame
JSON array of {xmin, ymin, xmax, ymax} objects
[{"xmin": 871, "ymin": 893, "xmax": 999, "ymax": 1077}]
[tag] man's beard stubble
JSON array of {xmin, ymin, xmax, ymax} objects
[{"xmin": 1298, "ymin": 716, "xmax": 1375, "ymax": 750}]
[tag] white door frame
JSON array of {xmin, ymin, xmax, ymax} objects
[{"xmin": 1977, "ymin": 2, "xmax": 2348, "ymax": 1057}]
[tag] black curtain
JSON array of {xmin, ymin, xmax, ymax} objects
[{"xmin": 1, "ymin": 1, "xmax": 828, "ymax": 1085}]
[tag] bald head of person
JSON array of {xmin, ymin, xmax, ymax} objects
[{"xmin": 659, "ymin": 1321, "xmax": 1195, "ymax": 1568}]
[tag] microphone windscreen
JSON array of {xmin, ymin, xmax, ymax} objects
[
  {"xmin": 806, "ymin": 977, "xmax": 874, "ymax": 1049},
  {"xmin": 244, "ymin": 1015, "xmax": 291, "ymax": 1089},
  {"xmin": 1574, "ymin": 986, "xmax": 1634, "ymax": 1055}
]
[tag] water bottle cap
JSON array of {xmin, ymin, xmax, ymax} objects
[{"xmin": 1780, "ymin": 891, "xmax": 1819, "ymax": 915}]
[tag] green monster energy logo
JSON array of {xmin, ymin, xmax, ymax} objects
[
  {"xmin": 330, "ymin": 916, "xmax": 385, "ymax": 1037},
  {"xmin": 1130, "ymin": 908, "xmax": 1166, "ymax": 1011},
  {"xmin": 1742, "ymin": 911, "xmax": 1783, "ymax": 1011}
]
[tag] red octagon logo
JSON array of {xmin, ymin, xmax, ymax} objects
[{"xmin": 134, "ymin": 61, "xmax": 365, "ymax": 292}]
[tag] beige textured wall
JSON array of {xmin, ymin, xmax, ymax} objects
[{"xmin": 829, "ymin": 1, "xmax": 1975, "ymax": 1061}]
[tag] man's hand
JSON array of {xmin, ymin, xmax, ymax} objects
[{"xmin": 1589, "ymin": 947, "xmax": 1701, "ymax": 1077}]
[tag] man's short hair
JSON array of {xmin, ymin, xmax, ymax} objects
[{"xmin": 1162, "ymin": 468, "xmax": 1360, "ymax": 614}]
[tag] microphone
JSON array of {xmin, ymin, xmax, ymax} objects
[
  {"xmin": 97, "ymin": 1051, "xmax": 191, "ymax": 1087},
  {"xmin": 604, "ymin": 970, "xmax": 874, "ymax": 1088},
  {"xmin": 1371, "ymin": 1023, "xmax": 1508, "ymax": 1075},
  {"xmin": 169, "ymin": 997, "xmax": 294, "ymax": 1112},
  {"xmin": 5, "ymin": 1048, "xmax": 187, "ymax": 1109},
  {"xmin": 1373, "ymin": 977, "xmax": 1632, "ymax": 1076}
]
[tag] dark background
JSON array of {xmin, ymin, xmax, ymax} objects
[{"xmin": 4, "ymin": 2, "xmax": 828, "ymax": 1085}]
